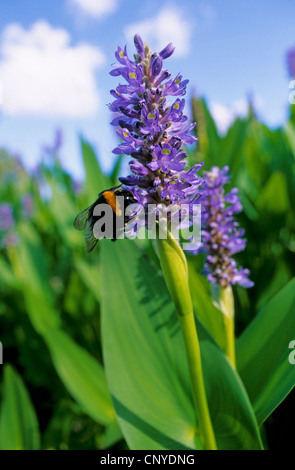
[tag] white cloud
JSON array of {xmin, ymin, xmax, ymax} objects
[
  {"xmin": 0, "ymin": 20, "xmax": 105, "ymax": 117},
  {"xmin": 209, "ymin": 99, "xmax": 249, "ymax": 135},
  {"xmin": 209, "ymin": 96, "xmax": 263, "ymax": 134},
  {"xmin": 124, "ymin": 7, "xmax": 192, "ymax": 58},
  {"xmin": 69, "ymin": 0, "xmax": 118, "ymax": 18}
]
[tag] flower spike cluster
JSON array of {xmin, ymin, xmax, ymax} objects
[
  {"xmin": 109, "ymin": 35, "xmax": 203, "ymax": 211},
  {"xmin": 199, "ymin": 166, "xmax": 254, "ymax": 288}
]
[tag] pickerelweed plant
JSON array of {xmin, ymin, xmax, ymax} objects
[
  {"xmin": 197, "ymin": 165, "xmax": 254, "ymax": 368},
  {"xmin": 109, "ymin": 34, "xmax": 217, "ymax": 450}
]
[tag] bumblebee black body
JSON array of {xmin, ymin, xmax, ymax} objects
[{"xmin": 74, "ymin": 186, "xmax": 137, "ymax": 252}]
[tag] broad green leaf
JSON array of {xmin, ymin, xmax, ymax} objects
[
  {"xmin": 98, "ymin": 420, "xmax": 123, "ymax": 449},
  {"xmin": 0, "ymin": 365, "xmax": 40, "ymax": 450},
  {"xmin": 256, "ymin": 260, "xmax": 291, "ymax": 310},
  {"xmin": 80, "ymin": 136, "xmax": 109, "ymax": 203},
  {"xmin": 9, "ymin": 223, "xmax": 114, "ymax": 427},
  {"xmin": 23, "ymin": 289, "xmax": 60, "ymax": 333},
  {"xmin": 188, "ymin": 262, "xmax": 227, "ymax": 352},
  {"xmin": 75, "ymin": 258, "xmax": 101, "ymax": 302},
  {"xmin": 237, "ymin": 278, "xmax": 295, "ymax": 425},
  {"xmin": 11, "ymin": 222, "xmax": 51, "ymax": 297},
  {"xmin": 9, "ymin": 223, "xmax": 60, "ymax": 333},
  {"xmin": 218, "ymin": 118, "xmax": 249, "ymax": 179},
  {"xmin": 47, "ymin": 177, "xmax": 82, "ymax": 247},
  {"xmin": 238, "ymin": 188, "xmax": 259, "ymax": 221},
  {"xmin": 44, "ymin": 328, "xmax": 115, "ymax": 426},
  {"xmin": 241, "ymin": 120, "xmax": 273, "ymax": 190},
  {"xmin": 191, "ymin": 97, "xmax": 220, "ymax": 167},
  {"xmin": 285, "ymin": 120, "xmax": 295, "ymax": 161},
  {"xmin": 0, "ymin": 256, "xmax": 20, "ymax": 289},
  {"xmin": 101, "ymin": 240, "xmax": 262, "ymax": 450},
  {"xmin": 110, "ymin": 155, "xmax": 124, "ymax": 186}
]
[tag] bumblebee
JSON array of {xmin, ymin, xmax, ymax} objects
[{"xmin": 74, "ymin": 185, "xmax": 138, "ymax": 252}]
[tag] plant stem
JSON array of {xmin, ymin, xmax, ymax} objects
[
  {"xmin": 212, "ymin": 284, "xmax": 236, "ymax": 369},
  {"xmin": 224, "ymin": 312, "xmax": 236, "ymax": 369},
  {"xmin": 179, "ymin": 312, "xmax": 217, "ymax": 450},
  {"xmin": 155, "ymin": 233, "xmax": 217, "ymax": 450}
]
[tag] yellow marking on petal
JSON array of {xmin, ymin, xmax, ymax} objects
[
  {"xmin": 129, "ymin": 72, "xmax": 137, "ymax": 79},
  {"xmin": 119, "ymin": 50, "xmax": 124, "ymax": 58},
  {"xmin": 175, "ymin": 78, "xmax": 180, "ymax": 84},
  {"xmin": 123, "ymin": 132, "xmax": 129, "ymax": 138},
  {"xmin": 173, "ymin": 103, "xmax": 180, "ymax": 109},
  {"xmin": 147, "ymin": 112, "xmax": 156, "ymax": 119},
  {"xmin": 162, "ymin": 149, "xmax": 171, "ymax": 155},
  {"xmin": 116, "ymin": 90, "xmax": 120, "ymax": 95}
]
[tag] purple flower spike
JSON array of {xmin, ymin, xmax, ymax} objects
[
  {"xmin": 198, "ymin": 166, "xmax": 254, "ymax": 289},
  {"xmin": 109, "ymin": 35, "xmax": 202, "ymax": 217},
  {"xmin": 0, "ymin": 203, "xmax": 14, "ymax": 231}
]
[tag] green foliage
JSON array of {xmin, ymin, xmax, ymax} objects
[
  {"xmin": 45, "ymin": 328, "xmax": 115, "ymax": 426},
  {"xmin": 0, "ymin": 101, "xmax": 294, "ymax": 450},
  {"xmin": 101, "ymin": 240, "xmax": 262, "ymax": 450}
]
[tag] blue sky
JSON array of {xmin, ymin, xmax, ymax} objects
[{"xmin": 0, "ymin": 0, "xmax": 294, "ymax": 180}]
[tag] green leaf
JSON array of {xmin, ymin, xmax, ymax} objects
[
  {"xmin": 0, "ymin": 365, "xmax": 40, "ymax": 450},
  {"xmin": 98, "ymin": 420, "xmax": 123, "ymax": 449},
  {"xmin": 110, "ymin": 155, "xmax": 124, "ymax": 186},
  {"xmin": 188, "ymin": 263, "xmax": 227, "ymax": 352},
  {"xmin": 10, "ymin": 223, "xmax": 60, "ymax": 333},
  {"xmin": 218, "ymin": 118, "xmax": 249, "ymax": 178},
  {"xmin": 285, "ymin": 120, "xmax": 295, "ymax": 161},
  {"xmin": 256, "ymin": 260, "xmax": 291, "ymax": 310},
  {"xmin": 191, "ymin": 97, "xmax": 220, "ymax": 167},
  {"xmin": 101, "ymin": 240, "xmax": 262, "ymax": 450},
  {"xmin": 80, "ymin": 136, "xmax": 109, "ymax": 203},
  {"xmin": 75, "ymin": 258, "xmax": 101, "ymax": 303},
  {"xmin": 236, "ymin": 278, "xmax": 295, "ymax": 425},
  {"xmin": 44, "ymin": 328, "xmax": 115, "ymax": 426},
  {"xmin": 0, "ymin": 256, "xmax": 20, "ymax": 289},
  {"xmin": 256, "ymin": 171, "xmax": 289, "ymax": 213},
  {"xmin": 47, "ymin": 177, "xmax": 82, "ymax": 247},
  {"xmin": 12, "ymin": 222, "xmax": 51, "ymax": 297},
  {"xmin": 23, "ymin": 289, "xmax": 60, "ymax": 333}
]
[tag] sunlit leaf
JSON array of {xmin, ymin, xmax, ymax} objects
[
  {"xmin": 80, "ymin": 136, "xmax": 109, "ymax": 203},
  {"xmin": 101, "ymin": 240, "xmax": 262, "ymax": 450},
  {"xmin": 0, "ymin": 365, "xmax": 40, "ymax": 450},
  {"xmin": 44, "ymin": 328, "xmax": 115, "ymax": 426},
  {"xmin": 237, "ymin": 278, "xmax": 295, "ymax": 424}
]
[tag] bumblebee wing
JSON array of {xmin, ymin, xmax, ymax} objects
[
  {"xmin": 85, "ymin": 228, "xmax": 98, "ymax": 253},
  {"xmin": 74, "ymin": 207, "xmax": 92, "ymax": 231}
]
